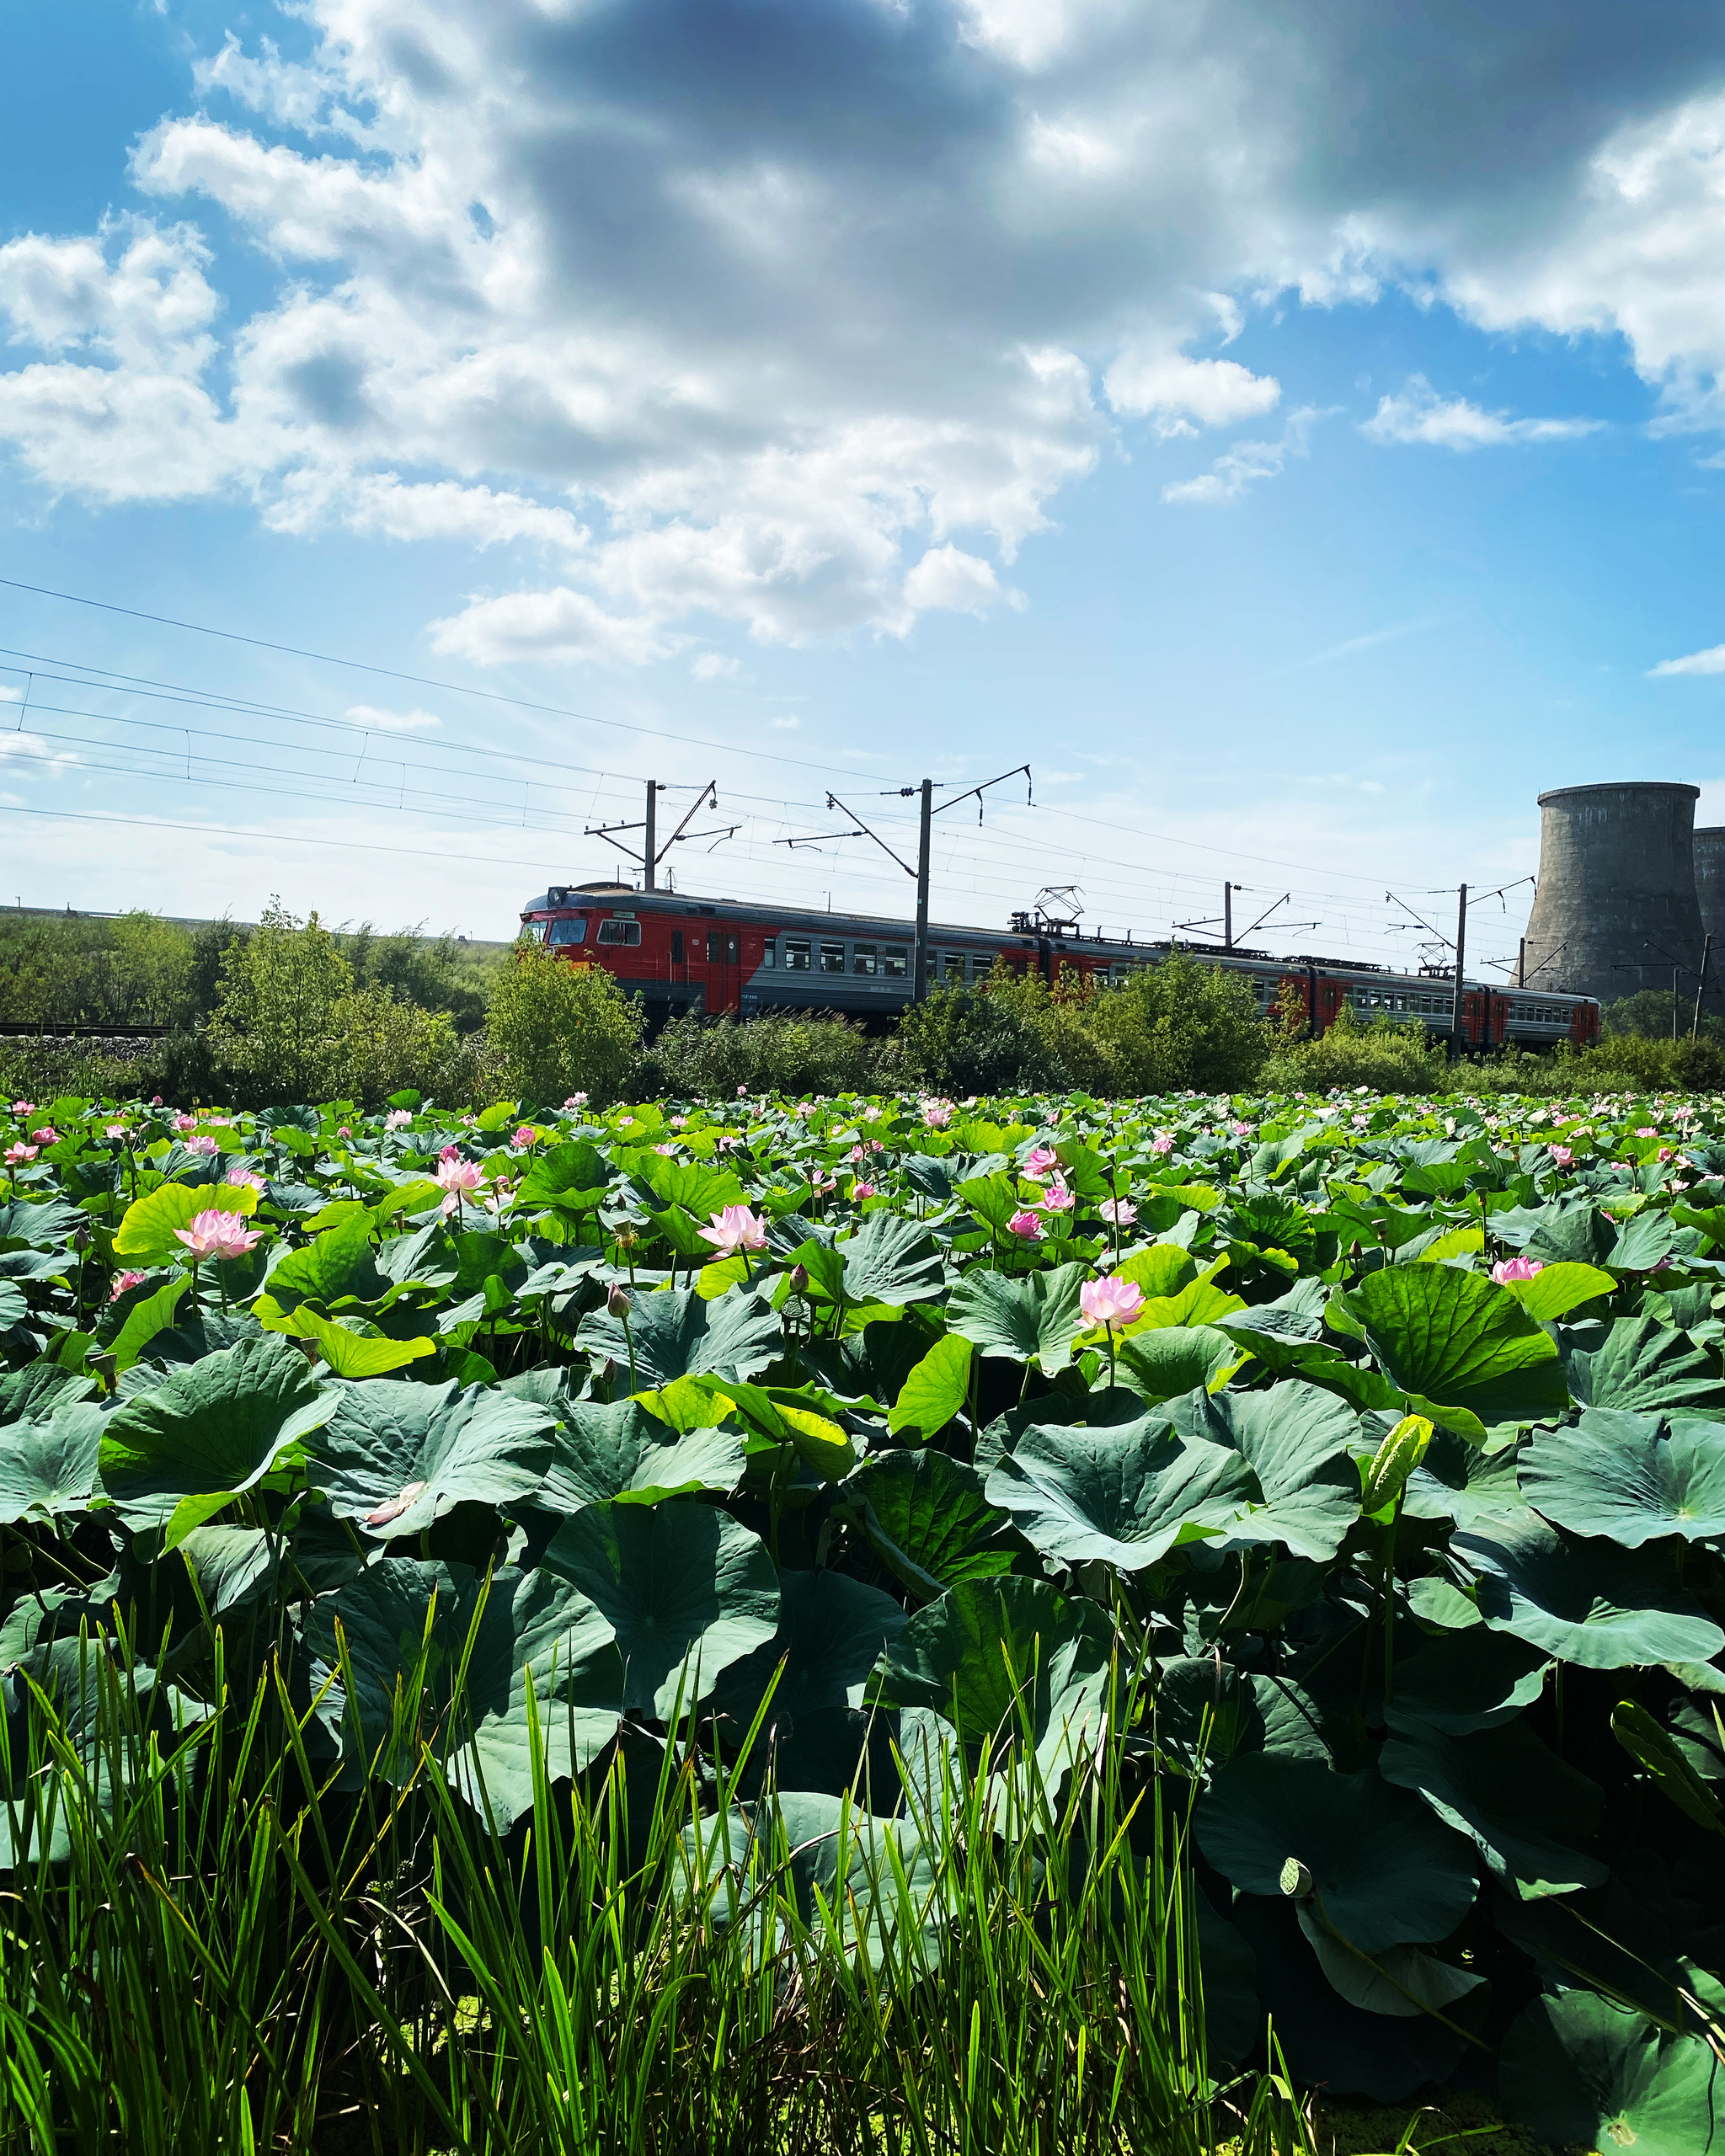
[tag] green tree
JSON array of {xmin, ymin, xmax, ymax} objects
[
  {"xmin": 209, "ymin": 899, "xmax": 354, "ymax": 1102},
  {"xmin": 487, "ymin": 944, "xmax": 644, "ymax": 1107}
]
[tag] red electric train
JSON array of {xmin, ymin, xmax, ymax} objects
[{"xmin": 520, "ymin": 881, "xmax": 1601, "ymax": 1050}]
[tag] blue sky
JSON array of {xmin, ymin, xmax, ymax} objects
[{"xmin": 3, "ymin": 0, "xmax": 1725, "ymax": 973}]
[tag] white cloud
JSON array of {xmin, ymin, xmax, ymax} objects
[
  {"xmin": 902, "ymin": 544, "xmax": 1019, "ymax": 617},
  {"xmin": 692, "ymin": 653, "xmax": 741, "ymax": 680},
  {"xmin": 270, "ymin": 470, "xmax": 587, "ymax": 551},
  {"xmin": 1650, "ymin": 644, "xmax": 1725, "ymax": 678},
  {"xmin": 1162, "ymin": 406, "xmax": 1326, "ymax": 505},
  {"xmin": 1361, "ymin": 375, "xmax": 1601, "ymax": 449},
  {"xmin": 0, "ymin": 733, "xmax": 77, "ymax": 772},
  {"xmin": 429, "ymin": 586, "xmax": 680, "ymax": 669},
  {"xmin": 768, "ymin": 713, "xmax": 802, "ymax": 729},
  {"xmin": 345, "ymin": 704, "xmax": 441, "ymax": 732},
  {"xmin": 1105, "ymin": 351, "xmax": 1280, "ymax": 436}
]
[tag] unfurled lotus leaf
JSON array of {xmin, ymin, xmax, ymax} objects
[
  {"xmin": 1500, "ymin": 1991, "xmax": 1721, "ymax": 2156},
  {"xmin": 541, "ymin": 1499, "xmax": 778, "ymax": 1717},
  {"xmin": 1183, "ymin": 1381, "xmax": 1365, "ymax": 1562},
  {"xmin": 1196, "ymin": 1753, "xmax": 1478, "ymax": 1954},
  {"xmin": 1565, "ymin": 1315, "xmax": 1725, "ymax": 1422},
  {"xmin": 1519, "ymin": 1406, "xmax": 1725, "ymax": 1545},
  {"xmin": 1454, "ymin": 1508, "xmax": 1725, "ymax": 1668},
  {"xmin": 946, "ymin": 1262, "xmax": 1090, "ymax": 1373},
  {"xmin": 841, "ymin": 1448, "xmax": 1017, "ymax": 1601},
  {"xmin": 308, "ymin": 1377, "xmax": 553, "ymax": 1540},
  {"xmin": 1378, "ymin": 1720, "xmax": 1608, "ymax": 1897},
  {"xmin": 537, "ymin": 1396, "xmax": 745, "ymax": 1512},
  {"xmin": 1344, "ymin": 1264, "xmax": 1567, "ymax": 1425},
  {"xmin": 984, "ymin": 1413, "xmax": 1253, "ymax": 1572},
  {"xmin": 574, "ymin": 1287, "xmax": 782, "ymax": 1390}
]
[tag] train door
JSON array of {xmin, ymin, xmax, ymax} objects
[{"xmin": 704, "ymin": 929, "xmax": 741, "ymax": 1014}]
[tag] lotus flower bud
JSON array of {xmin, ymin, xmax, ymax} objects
[
  {"xmin": 607, "ymin": 1283, "xmax": 633, "ymax": 1319},
  {"xmin": 599, "ymin": 1356, "xmax": 617, "ymax": 1386},
  {"xmin": 72, "ymin": 1225, "xmax": 93, "ymax": 1253},
  {"xmin": 789, "ymin": 1263, "xmax": 809, "ymax": 1294}
]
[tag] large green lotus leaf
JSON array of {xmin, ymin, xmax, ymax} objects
[
  {"xmin": 1187, "ymin": 1382, "xmax": 1364, "ymax": 1563},
  {"xmin": 109, "ymin": 1277, "xmax": 193, "ymax": 1373},
  {"xmin": 836, "ymin": 1211, "xmax": 945, "ymax": 1310},
  {"xmin": 1500, "ymin": 1992, "xmax": 1721, "ymax": 2156},
  {"xmin": 712, "ymin": 1568, "xmax": 907, "ymax": 1795},
  {"xmin": 1344, "ymin": 1265, "xmax": 1567, "ymax": 1425},
  {"xmin": 112, "ymin": 1179, "xmax": 258, "ymax": 1267},
  {"xmin": 887, "ymin": 1332, "xmax": 972, "ymax": 1440},
  {"xmin": 1610, "ymin": 1209, "xmax": 1680, "ymax": 1273},
  {"xmin": 1231, "ymin": 1898, "xmax": 1469, "ymax": 2102},
  {"xmin": 99, "ymin": 1334, "xmax": 338, "ymax": 1527},
  {"xmin": 1519, "ymin": 1407, "xmax": 1725, "ymax": 1545},
  {"xmin": 1152, "ymin": 1658, "xmax": 1332, "ymax": 1775},
  {"xmin": 0, "ymin": 1399, "xmax": 103, "ymax": 1524},
  {"xmin": 1401, "ymin": 1428, "xmax": 1524, "ymax": 1528},
  {"xmin": 1566, "ymin": 1315, "xmax": 1725, "ymax": 1422},
  {"xmin": 1453, "ymin": 1510, "xmax": 1725, "ymax": 1669},
  {"xmin": 868, "ymin": 1576, "xmax": 1114, "ymax": 1782},
  {"xmin": 0, "ymin": 1364, "xmax": 94, "ymax": 1428},
  {"xmin": 542, "ymin": 1500, "xmax": 778, "ymax": 1718},
  {"xmin": 1196, "ymin": 1755, "xmax": 1477, "ymax": 1952},
  {"xmin": 177, "ymin": 1524, "xmax": 277, "ymax": 1617},
  {"xmin": 626, "ymin": 1151, "xmax": 746, "ymax": 1222},
  {"xmin": 983, "ymin": 1415, "xmax": 1255, "ymax": 1572},
  {"xmin": 1295, "ymin": 1907, "xmax": 1484, "ymax": 2020},
  {"xmin": 539, "ymin": 1396, "xmax": 745, "ymax": 1512},
  {"xmin": 1378, "ymin": 1722, "xmax": 1608, "ymax": 1897},
  {"xmin": 308, "ymin": 1378, "xmax": 553, "ymax": 1540},
  {"xmin": 1493, "ymin": 1199, "xmax": 1616, "ymax": 1268},
  {"xmin": 945, "ymin": 1262, "xmax": 1090, "ymax": 1373},
  {"xmin": 1502, "ymin": 1262, "xmax": 1618, "ymax": 1323},
  {"xmin": 841, "ymin": 1448, "xmax": 1017, "ymax": 1602},
  {"xmin": 574, "ymin": 1288, "xmax": 783, "ymax": 1390},
  {"xmin": 264, "ymin": 1215, "xmax": 389, "ymax": 1312},
  {"xmin": 1385, "ymin": 1630, "xmax": 1549, "ymax": 1736},
  {"xmin": 1195, "ymin": 1888, "xmax": 1261, "ymax": 2069},
  {"xmin": 302, "ymin": 1556, "xmax": 480, "ymax": 1780},
  {"xmin": 450, "ymin": 1566, "xmax": 624, "ymax": 1824},
  {"xmin": 516, "ymin": 1138, "xmax": 612, "ymax": 1213},
  {"xmin": 1114, "ymin": 1325, "xmax": 1245, "ymax": 1405},
  {"xmin": 0, "ymin": 1196, "xmax": 83, "ymax": 1250}
]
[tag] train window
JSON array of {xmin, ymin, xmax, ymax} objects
[
  {"xmin": 596, "ymin": 919, "xmax": 642, "ymax": 947},
  {"xmin": 670, "ymin": 931, "xmax": 684, "ymax": 963},
  {"xmin": 853, "ymin": 943, "xmax": 878, "ymax": 975},
  {"xmin": 783, "ymin": 938, "xmax": 811, "ymax": 972},
  {"xmin": 820, "ymin": 942, "xmax": 846, "ymax": 974},
  {"xmin": 883, "ymin": 945, "xmax": 908, "ymax": 979},
  {"xmin": 705, "ymin": 932, "xmax": 738, "ymax": 964},
  {"xmin": 943, "ymin": 952, "xmax": 966, "ymax": 981},
  {"xmin": 762, "ymin": 941, "xmax": 777, "ymax": 968},
  {"xmin": 548, "ymin": 916, "xmax": 587, "ymax": 946},
  {"xmin": 521, "ymin": 920, "xmax": 547, "ymax": 942}
]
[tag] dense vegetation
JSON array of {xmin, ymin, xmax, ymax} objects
[{"xmin": 4, "ymin": 1074, "xmax": 1725, "ymax": 2151}]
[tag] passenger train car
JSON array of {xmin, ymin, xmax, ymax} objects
[{"xmin": 520, "ymin": 882, "xmax": 1602, "ymax": 1049}]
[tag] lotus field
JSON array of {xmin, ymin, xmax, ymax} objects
[{"xmin": 5, "ymin": 1079, "xmax": 1725, "ymax": 2153}]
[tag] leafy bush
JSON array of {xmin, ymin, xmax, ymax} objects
[
  {"xmin": 1604, "ymin": 986, "xmax": 1724, "ymax": 1044},
  {"xmin": 0, "ymin": 908, "xmax": 199, "ymax": 1029},
  {"xmin": 487, "ymin": 942, "xmax": 645, "ymax": 1107},
  {"xmin": 339, "ymin": 921, "xmax": 498, "ymax": 1035},
  {"xmin": 1578, "ymin": 1032, "xmax": 1725, "ymax": 1091},
  {"xmin": 654, "ymin": 1007, "xmax": 877, "ymax": 1099},
  {"xmin": 981, "ymin": 951, "xmax": 1269, "ymax": 1094},
  {"xmin": 883, "ymin": 986, "xmax": 1052, "ymax": 1095},
  {"xmin": 1264, "ymin": 1003, "xmax": 1450, "ymax": 1096}
]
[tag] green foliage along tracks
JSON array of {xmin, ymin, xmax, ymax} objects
[{"xmin": 5, "ymin": 1077, "xmax": 1725, "ymax": 2151}]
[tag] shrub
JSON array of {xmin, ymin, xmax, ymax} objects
[
  {"xmin": 487, "ymin": 945, "xmax": 644, "ymax": 1107},
  {"xmin": 654, "ymin": 1009, "xmax": 876, "ymax": 1099},
  {"xmin": 339, "ymin": 923, "xmax": 497, "ymax": 1035},
  {"xmin": 979, "ymin": 951, "xmax": 1269, "ymax": 1096},
  {"xmin": 1263, "ymin": 1004, "xmax": 1450, "ymax": 1096},
  {"xmin": 1575, "ymin": 1032, "xmax": 1725, "ymax": 1092},
  {"xmin": 884, "ymin": 987, "xmax": 1052, "ymax": 1096},
  {"xmin": 206, "ymin": 900, "xmax": 355, "ymax": 1104},
  {"xmin": 1602, "ymin": 986, "xmax": 1724, "ymax": 1044}
]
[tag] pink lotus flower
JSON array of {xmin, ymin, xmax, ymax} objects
[
  {"xmin": 174, "ymin": 1114, "xmax": 197, "ymax": 1134},
  {"xmin": 1230, "ymin": 1119, "xmax": 1253, "ymax": 1137},
  {"xmin": 110, "ymin": 1270, "xmax": 148, "ymax": 1300},
  {"xmin": 1493, "ymin": 1256, "xmax": 1544, "ymax": 1284},
  {"xmin": 29, "ymin": 1124, "xmax": 56, "ymax": 1145},
  {"xmin": 1548, "ymin": 1145, "xmax": 1574, "ymax": 1168},
  {"xmin": 852, "ymin": 1180, "xmax": 877, "ymax": 1199},
  {"xmin": 654, "ymin": 1142, "xmax": 678, "ymax": 1155},
  {"xmin": 699, "ymin": 1204, "xmax": 768, "ymax": 1257},
  {"xmin": 1023, "ymin": 1146, "xmax": 1060, "ymax": 1178},
  {"xmin": 440, "ymin": 1193, "xmax": 461, "ymax": 1218},
  {"xmin": 1658, "ymin": 1147, "xmax": 1675, "ymax": 1163},
  {"xmin": 921, "ymin": 1097, "xmax": 955, "ymax": 1129},
  {"xmin": 617, "ymin": 1115, "xmax": 635, "ymax": 1128},
  {"xmin": 1080, "ymin": 1276, "xmax": 1145, "ymax": 1327},
  {"xmin": 435, "ymin": 1155, "xmax": 485, "ymax": 1193},
  {"xmin": 1038, "ymin": 1182, "xmax": 1076, "ymax": 1214},
  {"xmin": 793, "ymin": 1101, "xmax": 816, "ymax": 1118},
  {"xmin": 336, "ymin": 1126, "xmax": 352, "ymax": 1139},
  {"xmin": 1150, "ymin": 1133, "xmax": 1174, "ymax": 1157},
  {"xmin": 5, "ymin": 1144, "xmax": 38, "ymax": 1166},
  {"xmin": 1636, "ymin": 1127, "xmax": 1657, "ymax": 1139},
  {"xmin": 385, "ymin": 1108, "xmax": 413, "ymax": 1129},
  {"xmin": 849, "ymin": 1144, "xmax": 866, "ymax": 1162},
  {"xmin": 9, "ymin": 1101, "xmax": 32, "ymax": 1114},
  {"xmin": 174, "ymin": 1210, "xmax": 261, "ymax": 1262},
  {"xmin": 670, "ymin": 1114, "xmax": 688, "ymax": 1129},
  {"xmin": 1098, "ymin": 1197, "xmax": 1137, "ymax": 1228},
  {"xmin": 737, "ymin": 1084, "xmax": 749, "ymax": 1097},
  {"xmin": 717, "ymin": 1134, "xmax": 739, "ymax": 1152},
  {"xmin": 151, "ymin": 1096, "xmax": 163, "ymax": 1107},
  {"xmin": 185, "ymin": 1134, "xmax": 221, "ymax": 1156},
  {"xmin": 105, "ymin": 1123, "xmax": 129, "ymax": 1140},
  {"xmin": 565, "ymin": 1092, "xmax": 589, "ymax": 1108},
  {"xmin": 1007, "ymin": 1209, "xmax": 1044, "ymax": 1240},
  {"xmin": 224, "ymin": 1169, "xmax": 265, "ymax": 1194}
]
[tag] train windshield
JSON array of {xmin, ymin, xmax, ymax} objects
[{"xmin": 547, "ymin": 917, "xmax": 587, "ymax": 945}]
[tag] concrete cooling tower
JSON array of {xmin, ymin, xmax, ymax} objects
[
  {"xmin": 1520, "ymin": 782, "xmax": 1706, "ymax": 1008},
  {"xmin": 1696, "ymin": 825, "xmax": 1725, "ymax": 1015}
]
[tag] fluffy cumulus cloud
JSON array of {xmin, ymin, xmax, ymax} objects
[{"xmin": 4, "ymin": 0, "xmax": 1725, "ymax": 653}]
